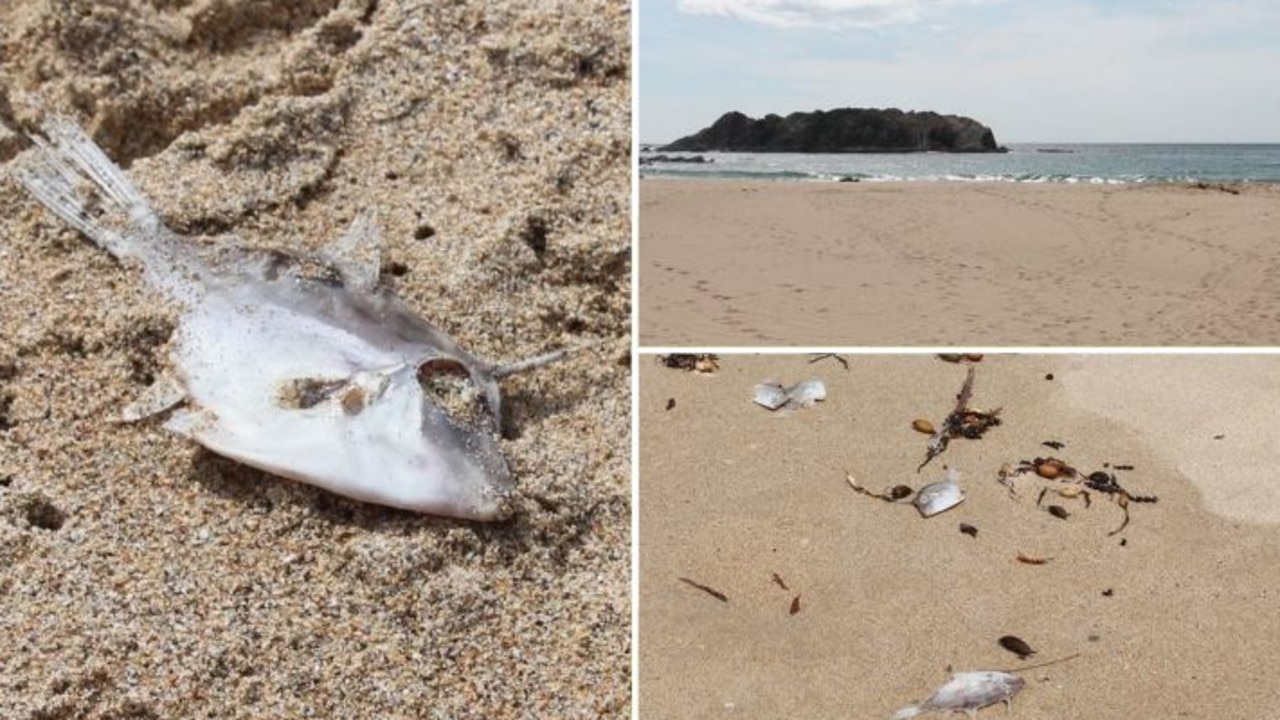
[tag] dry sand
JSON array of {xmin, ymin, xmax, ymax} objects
[
  {"xmin": 639, "ymin": 354, "xmax": 1280, "ymax": 719},
  {"xmin": 638, "ymin": 180, "xmax": 1280, "ymax": 346},
  {"xmin": 0, "ymin": 1, "xmax": 630, "ymax": 717}
]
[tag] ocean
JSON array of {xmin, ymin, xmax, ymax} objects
[{"xmin": 638, "ymin": 143, "xmax": 1280, "ymax": 184}]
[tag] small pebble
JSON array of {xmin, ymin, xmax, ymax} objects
[{"xmin": 998, "ymin": 635, "xmax": 1036, "ymax": 659}]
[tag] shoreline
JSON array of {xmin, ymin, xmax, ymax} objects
[{"xmin": 640, "ymin": 174, "xmax": 1280, "ymax": 186}]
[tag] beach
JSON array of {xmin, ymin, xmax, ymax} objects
[
  {"xmin": 638, "ymin": 354, "xmax": 1280, "ymax": 718},
  {"xmin": 0, "ymin": 1, "xmax": 630, "ymax": 718},
  {"xmin": 639, "ymin": 180, "xmax": 1280, "ymax": 346}
]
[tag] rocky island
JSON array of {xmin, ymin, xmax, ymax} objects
[{"xmin": 661, "ymin": 108, "xmax": 1005, "ymax": 153}]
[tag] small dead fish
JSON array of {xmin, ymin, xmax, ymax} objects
[
  {"xmin": 13, "ymin": 118, "xmax": 581, "ymax": 521},
  {"xmin": 913, "ymin": 468, "xmax": 965, "ymax": 518},
  {"xmin": 754, "ymin": 378, "xmax": 826, "ymax": 411},
  {"xmin": 998, "ymin": 635, "xmax": 1037, "ymax": 659},
  {"xmin": 892, "ymin": 671, "xmax": 1024, "ymax": 719}
]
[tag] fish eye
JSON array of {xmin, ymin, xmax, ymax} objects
[{"xmin": 417, "ymin": 358, "xmax": 488, "ymax": 427}]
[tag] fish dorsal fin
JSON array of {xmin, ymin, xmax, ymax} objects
[
  {"xmin": 118, "ymin": 371, "xmax": 187, "ymax": 423},
  {"xmin": 321, "ymin": 211, "xmax": 381, "ymax": 292}
]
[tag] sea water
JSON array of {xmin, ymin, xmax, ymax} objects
[{"xmin": 639, "ymin": 143, "xmax": 1280, "ymax": 183}]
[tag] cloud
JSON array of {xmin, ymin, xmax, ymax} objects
[{"xmin": 674, "ymin": 0, "xmax": 994, "ymax": 29}]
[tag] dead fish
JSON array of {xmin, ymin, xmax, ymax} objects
[
  {"xmin": 753, "ymin": 382, "xmax": 791, "ymax": 410},
  {"xmin": 12, "ymin": 118, "xmax": 581, "ymax": 521},
  {"xmin": 892, "ymin": 671, "xmax": 1024, "ymax": 719},
  {"xmin": 753, "ymin": 378, "xmax": 826, "ymax": 411},
  {"xmin": 913, "ymin": 468, "xmax": 965, "ymax": 518}
]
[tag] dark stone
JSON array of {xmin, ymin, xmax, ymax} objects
[
  {"xmin": 661, "ymin": 107, "xmax": 1005, "ymax": 154},
  {"xmin": 638, "ymin": 154, "xmax": 713, "ymax": 165}
]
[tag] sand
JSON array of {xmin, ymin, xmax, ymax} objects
[
  {"xmin": 0, "ymin": 1, "xmax": 630, "ymax": 718},
  {"xmin": 638, "ymin": 354, "xmax": 1280, "ymax": 719},
  {"xmin": 638, "ymin": 179, "xmax": 1280, "ymax": 346}
]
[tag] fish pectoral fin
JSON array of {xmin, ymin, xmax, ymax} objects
[
  {"xmin": 321, "ymin": 210, "xmax": 381, "ymax": 292},
  {"xmin": 163, "ymin": 406, "xmax": 219, "ymax": 439},
  {"xmin": 118, "ymin": 372, "xmax": 187, "ymax": 423}
]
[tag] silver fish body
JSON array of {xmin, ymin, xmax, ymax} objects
[
  {"xmin": 12, "ymin": 118, "xmax": 558, "ymax": 520},
  {"xmin": 753, "ymin": 378, "xmax": 826, "ymax": 411},
  {"xmin": 893, "ymin": 670, "xmax": 1024, "ymax": 719},
  {"xmin": 913, "ymin": 467, "xmax": 965, "ymax": 517}
]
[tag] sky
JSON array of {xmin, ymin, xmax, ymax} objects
[{"xmin": 639, "ymin": 0, "xmax": 1280, "ymax": 143}]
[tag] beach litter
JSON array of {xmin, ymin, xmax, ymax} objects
[
  {"xmin": 753, "ymin": 378, "xmax": 826, "ymax": 411},
  {"xmin": 12, "ymin": 118, "xmax": 584, "ymax": 521},
  {"xmin": 918, "ymin": 367, "xmax": 1002, "ymax": 471}
]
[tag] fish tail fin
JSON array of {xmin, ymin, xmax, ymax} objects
[
  {"xmin": 11, "ymin": 117, "xmax": 203, "ymax": 298},
  {"xmin": 892, "ymin": 704, "xmax": 926, "ymax": 719}
]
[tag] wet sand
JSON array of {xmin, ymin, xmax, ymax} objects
[
  {"xmin": 639, "ymin": 180, "xmax": 1280, "ymax": 346},
  {"xmin": 639, "ymin": 354, "xmax": 1280, "ymax": 718},
  {"xmin": 0, "ymin": 1, "xmax": 630, "ymax": 717}
]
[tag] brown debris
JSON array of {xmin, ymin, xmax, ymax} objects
[
  {"xmin": 998, "ymin": 635, "xmax": 1036, "ymax": 659},
  {"xmin": 845, "ymin": 473, "xmax": 913, "ymax": 503},
  {"xmin": 678, "ymin": 577, "xmax": 729, "ymax": 603},
  {"xmin": 659, "ymin": 354, "xmax": 720, "ymax": 374},
  {"xmin": 1016, "ymin": 552, "xmax": 1051, "ymax": 565},
  {"xmin": 789, "ymin": 595, "xmax": 801, "ymax": 616},
  {"xmin": 771, "ymin": 573, "xmax": 789, "ymax": 591},
  {"xmin": 918, "ymin": 367, "xmax": 1001, "ymax": 471}
]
